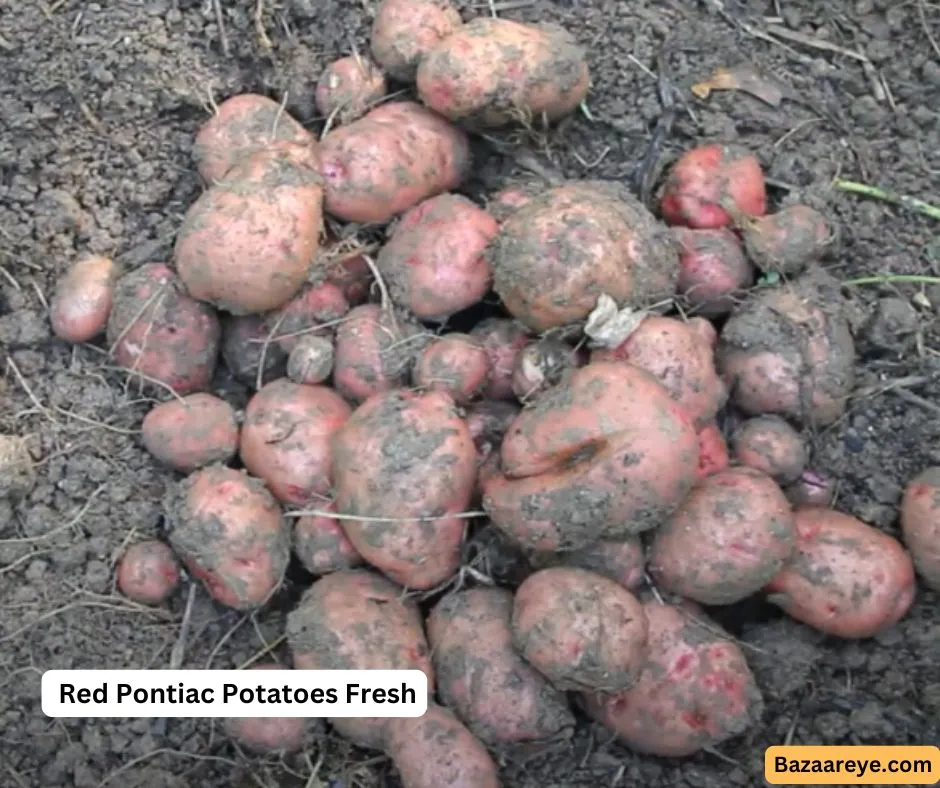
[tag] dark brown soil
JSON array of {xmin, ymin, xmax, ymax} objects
[{"xmin": 1, "ymin": 1, "xmax": 938, "ymax": 787}]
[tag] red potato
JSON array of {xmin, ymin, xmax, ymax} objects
[
  {"xmin": 659, "ymin": 143, "xmax": 767, "ymax": 229},
  {"xmin": 513, "ymin": 567, "xmax": 648, "ymax": 693},
  {"xmin": 286, "ymin": 334, "xmax": 334, "ymax": 385},
  {"xmin": 319, "ymin": 101, "xmax": 471, "ymax": 224},
  {"xmin": 427, "ymin": 587, "xmax": 575, "ymax": 744},
  {"xmin": 386, "ymin": 703, "xmax": 500, "ymax": 788},
  {"xmin": 483, "ymin": 361, "xmax": 699, "ymax": 552},
  {"xmin": 166, "ymin": 465, "xmax": 290, "ymax": 610},
  {"xmin": 370, "ymin": 0, "xmax": 463, "ymax": 83},
  {"xmin": 223, "ymin": 665, "xmax": 306, "ymax": 754},
  {"xmin": 331, "ymin": 389, "xmax": 477, "ymax": 589},
  {"xmin": 649, "ymin": 466, "xmax": 796, "ymax": 606},
  {"xmin": 175, "ymin": 141, "xmax": 323, "ymax": 315},
  {"xmin": 49, "ymin": 255, "xmax": 118, "ymax": 342},
  {"xmin": 239, "ymin": 379, "xmax": 352, "ymax": 506},
  {"xmin": 764, "ymin": 507, "xmax": 917, "ymax": 638},
  {"xmin": 717, "ymin": 266, "xmax": 856, "ymax": 426},
  {"xmin": 783, "ymin": 468, "xmax": 835, "ymax": 509},
  {"xmin": 417, "ymin": 18, "xmax": 590, "ymax": 129},
  {"xmin": 592, "ymin": 315, "xmax": 726, "ymax": 429},
  {"xmin": 900, "ymin": 467, "xmax": 940, "ymax": 591},
  {"xmin": 376, "ymin": 193, "xmax": 497, "ymax": 321},
  {"xmin": 293, "ymin": 502, "xmax": 363, "ymax": 575},
  {"xmin": 581, "ymin": 600, "xmax": 764, "ymax": 756},
  {"xmin": 412, "ymin": 333, "xmax": 490, "ymax": 404},
  {"xmin": 315, "ymin": 55, "xmax": 387, "ymax": 125},
  {"xmin": 673, "ymin": 227, "xmax": 754, "ymax": 317},
  {"xmin": 193, "ymin": 93, "xmax": 314, "ymax": 184},
  {"xmin": 263, "ymin": 280, "xmax": 349, "ymax": 354},
  {"xmin": 286, "ymin": 569, "xmax": 434, "ymax": 750},
  {"xmin": 696, "ymin": 421, "xmax": 730, "ymax": 481},
  {"xmin": 106, "ymin": 263, "xmax": 221, "ymax": 395},
  {"xmin": 490, "ymin": 181, "xmax": 679, "ymax": 332},
  {"xmin": 511, "ymin": 336, "xmax": 583, "ymax": 402},
  {"xmin": 470, "ymin": 317, "xmax": 531, "ymax": 400},
  {"xmin": 730, "ymin": 415, "xmax": 807, "ymax": 485},
  {"xmin": 332, "ymin": 303, "xmax": 428, "ymax": 403},
  {"xmin": 531, "ymin": 537, "xmax": 645, "ymax": 591},
  {"xmin": 141, "ymin": 393, "xmax": 239, "ymax": 473},
  {"xmin": 116, "ymin": 540, "xmax": 181, "ymax": 606},
  {"xmin": 220, "ymin": 313, "xmax": 287, "ymax": 388},
  {"xmin": 742, "ymin": 204, "xmax": 835, "ymax": 275}
]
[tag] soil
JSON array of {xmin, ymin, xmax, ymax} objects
[{"xmin": 0, "ymin": 1, "xmax": 938, "ymax": 787}]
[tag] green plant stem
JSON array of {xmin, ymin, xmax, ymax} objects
[
  {"xmin": 842, "ymin": 274, "xmax": 940, "ymax": 287},
  {"xmin": 833, "ymin": 178, "xmax": 940, "ymax": 221}
]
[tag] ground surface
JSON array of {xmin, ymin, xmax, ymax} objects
[{"xmin": 1, "ymin": 0, "xmax": 939, "ymax": 786}]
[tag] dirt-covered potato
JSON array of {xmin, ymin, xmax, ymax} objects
[
  {"xmin": 315, "ymin": 55, "xmax": 387, "ymax": 124},
  {"xmin": 673, "ymin": 227, "xmax": 754, "ymax": 317},
  {"xmin": 900, "ymin": 467, "xmax": 940, "ymax": 590},
  {"xmin": 511, "ymin": 336, "xmax": 582, "ymax": 402},
  {"xmin": 730, "ymin": 414, "xmax": 807, "ymax": 486},
  {"xmin": 412, "ymin": 333, "xmax": 490, "ymax": 403},
  {"xmin": 106, "ymin": 263, "xmax": 221, "ymax": 395},
  {"xmin": 490, "ymin": 181, "xmax": 679, "ymax": 332},
  {"xmin": 220, "ymin": 313, "xmax": 287, "ymax": 389},
  {"xmin": 416, "ymin": 17, "xmax": 590, "ymax": 128},
  {"xmin": 116, "ymin": 540, "xmax": 181, "ymax": 606},
  {"xmin": 470, "ymin": 317, "xmax": 531, "ymax": 400},
  {"xmin": 427, "ymin": 587, "xmax": 574, "ymax": 744},
  {"xmin": 286, "ymin": 334, "xmax": 334, "ymax": 385},
  {"xmin": 293, "ymin": 502, "xmax": 363, "ymax": 575},
  {"xmin": 742, "ymin": 203, "xmax": 835, "ymax": 275},
  {"xmin": 141, "ymin": 393, "xmax": 239, "ymax": 473},
  {"xmin": 50, "ymin": 255, "xmax": 118, "ymax": 342},
  {"xmin": 370, "ymin": 0, "xmax": 462, "ymax": 83},
  {"xmin": 223, "ymin": 665, "xmax": 307, "ymax": 754}
]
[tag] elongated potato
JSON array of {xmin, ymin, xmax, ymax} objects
[
  {"xmin": 50, "ymin": 255, "xmax": 118, "ymax": 342},
  {"xmin": 370, "ymin": 0, "xmax": 462, "ymax": 83},
  {"xmin": 900, "ymin": 467, "xmax": 940, "ymax": 590}
]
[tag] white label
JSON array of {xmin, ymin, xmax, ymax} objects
[{"xmin": 41, "ymin": 669, "xmax": 429, "ymax": 718}]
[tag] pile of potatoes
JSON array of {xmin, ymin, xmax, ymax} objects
[{"xmin": 46, "ymin": 0, "xmax": 938, "ymax": 784}]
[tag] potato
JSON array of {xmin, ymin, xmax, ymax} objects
[
  {"xmin": 107, "ymin": 263, "xmax": 220, "ymax": 395},
  {"xmin": 465, "ymin": 399, "xmax": 521, "ymax": 456},
  {"xmin": 175, "ymin": 141, "xmax": 323, "ymax": 315},
  {"xmin": 50, "ymin": 255, "xmax": 118, "ymax": 342},
  {"xmin": 193, "ymin": 93, "xmax": 314, "ymax": 184},
  {"xmin": 742, "ymin": 203, "xmax": 835, "ymax": 275},
  {"xmin": 418, "ymin": 18, "xmax": 589, "ymax": 129},
  {"xmin": 490, "ymin": 181, "xmax": 679, "ymax": 332},
  {"xmin": 386, "ymin": 703, "xmax": 499, "ymax": 788},
  {"xmin": 220, "ymin": 313, "xmax": 287, "ymax": 389},
  {"xmin": 239, "ymin": 379, "xmax": 352, "ymax": 506},
  {"xmin": 531, "ymin": 537, "xmax": 645, "ymax": 591},
  {"xmin": 141, "ymin": 393, "xmax": 239, "ymax": 473},
  {"xmin": 223, "ymin": 665, "xmax": 306, "ymax": 753},
  {"xmin": 696, "ymin": 421, "xmax": 730, "ymax": 481},
  {"xmin": 331, "ymin": 389, "xmax": 477, "ymax": 589},
  {"xmin": 427, "ymin": 587, "xmax": 574, "ymax": 744},
  {"xmin": 165, "ymin": 465, "xmax": 290, "ymax": 610},
  {"xmin": 469, "ymin": 317, "xmax": 530, "ymax": 400},
  {"xmin": 730, "ymin": 414, "xmax": 807, "ymax": 485},
  {"xmin": 319, "ymin": 101, "xmax": 470, "ymax": 224},
  {"xmin": 116, "ymin": 540, "xmax": 181, "ymax": 606},
  {"xmin": 511, "ymin": 336, "xmax": 582, "ymax": 402},
  {"xmin": 412, "ymin": 333, "xmax": 489, "ymax": 403},
  {"xmin": 483, "ymin": 361, "xmax": 699, "ymax": 552},
  {"xmin": 315, "ymin": 55, "xmax": 387, "ymax": 124},
  {"xmin": 370, "ymin": 0, "xmax": 462, "ymax": 83},
  {"xmin": 899, "ymin": 467, "xmax": 940, "ymax": 591},
  {"xmin": 286, "ymin": 335, "xmax": 334, "ymax": 385},
  {"xmin": 318, "ymin": 242, "xmax": 374, "ymax": 305},
  {"xmin": 286, "ymin": 569, "xmax": 434, "ymax": 749},
  {"xmin": 717, "ymin": 266, "xmax": 856, "ymax": 426},
  {"xmin": 783, "ymin": 468, "xmax": 835, "ymax": 509},
  {"xmin": 293, "ymin": 502, "xmax": 363, "ymax": 575},
  {"xmin": 659, "ymin": 143, "xmax": 767, "ymax": 229},
  {"xmin": 673, "ymin": 227, "xmax": 753, "ymax": 317},
  {"xmin": 264, "ymin": 280, "xmax": 349, "ymax": 354},
  {"xmin": 649, "ymin": 466, "xmax": 795, "ymax": 605},
  {"xmin": 581, "ymin": 600, "xmax": 764, "ymax": 756},
  {"xmin": 592, "ymin": 315, "xmax": 726, "ymax": 429},
  {"xmin": 764, "ymin": 507, "xmax": 916, "ymax": 638}
]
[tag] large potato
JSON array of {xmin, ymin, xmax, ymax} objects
[
  {"xmin": 417, "ymin": 18, "xmax": 590, "ymax": 128},
  {"xmin": 900, "ymin": 467, "xmax": 940, "ymax": 590},
  {"xmin": 370, "ymin": 0, "xmax": 462, "ymax": 83}
]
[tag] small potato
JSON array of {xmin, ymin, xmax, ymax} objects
[
  {"xmin": 141, "ymin": 393, "xmax": 239, "ymax": 473},
  {"xmin": 900, "ymin": 467, "xmax": 940, "ymax": 591},
  {"xmin": 512, "ymin": 567, "xmax": 648, "ymax": 693},
  {"xmin": 287, "ymin": 335, "xmax": 334, "ymax": 385},
  {"xmin": 764, "ymin": 507, "xmax": 917, "ymax": 638},
  {"xmin": 386, "ymin": 703, "xmax": 500, "ymax": 788},
  {"xmin": 413, "ymin": 333, "xmax": 489, "ymax": 403},
  {"xmin": 673, "ymin": 227, "xmax": 754, "ymax": 317},
  {"xmin": 331, "ymin": 389, "xmax": 477, "ymax": 589},
  {"xmin": 175, "ymin": 142, "xmax": 323, "ymax": 315},
  {"xmin": 107, "ymin": 263, "xmax": 220, "ymax": 395},
  {"xmin": 370, "ymin": 0, "xmax": 462, "ymax": 83},
  {"xmin": 649, "ymin": 466, "xmax": 796, "ymax": 605},
  {"xmin": 659, "ymin": 143, "xmax": 767, "ymax": 229},
  {"xmin": 286, "ymin": 569, "xmax": 434, "ymax": 749},
  {"xmin": 428, "ymin": 587, "xmax": 574, "ymax": 744},
  {"xmin": 581, "ymin": 600, "xmax": 764, "ymax": 756},
  {"xmin": 377, "ymin": 194, "xmax": 497, "ymax": 321},
  {"xmin": 116, "ymin": 540, "xmax": 181, "ymax": 606},
  {"xmin": 469, "ymin": 317, "xmax": 531, "ymax": 400},
  {"xmin": 193, "ymin": 93, "xmax": 313, "ymax": 183},
  {"xmin": 730, "ymin": 414, "xmax": 807, "ymax": 485},
  {"xmin": 592, "ymin": 315, "xmax": 726, "ymax": 429},
  {"xmin": 49, "ymin": 255, "xmax": 118, "ymax": 342},
  {"xmin": 220, "ymin": 313, "xmax": 287, "ymax": 388},
  {"xmin": 417, "ymin": 18, "xmax": 590, "ymax": 129},
  {"xmin": 511, "ymin": 336, "xmax": 582, "ymax": 402},
  {"xmin": 696, "ymin": 421, "xmax": 730, "ymax": 481},
  {"xmin": 742, "ymin": 204, "xmax": 835, "ymax": 275},
  {"xmin": 530, "ymin": 537, "xmax": 645, "ymax": 592},
  {"xmin": 264, "ymin": 280, "xmax": 349, "ymax": 354},
  {"xmin": 239, "ymin": 379, "xmax": 352, "ymax": 506},
  {"xmin": 224, "ymin": 665, "xmax": 306, "ymax": 753},
  {"xmin": 315, "ymin": 55, "xmax": 387, "ymax": 125},
  {"xmin": 293, "ymin": 502, "xmax": 363, "ymax": 575},
  {"xmin": 166, "ymin": 466, "xmax": 290, "ymax": 610},
  {"xmin": 319, "ymin": 101, "xmax": 470, "ymax": 224}
]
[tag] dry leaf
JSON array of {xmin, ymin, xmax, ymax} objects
[
  {"xmin": 691, "ymin": 64, "xmax": 784, "ymax": 107},
  {"xmin": 584, "ymin": 294, "xmax": 648, "ymax": 349}
]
